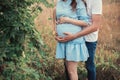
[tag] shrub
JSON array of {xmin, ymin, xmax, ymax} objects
[{"xmin": 0, "ymin": 0, "xmax": 53, "ymax": 80}]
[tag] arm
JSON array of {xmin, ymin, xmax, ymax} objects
[
  {"xmin": 73, "ymin": 14, "xmax": 102, "ymax": 38},
  {"xmin": 58, "ymin": 0, "xmax": 89, "ymax": 27},
  {"xmin": 58, "ymin": 17, "xmax": 88, "ymax": 27},
  {"xmin": 74, "ymin": 0, "xmax": 103, "ymax": 38},
  {"xmin": 56, "ymin": 0, "xmax": 102, "ymax": 42},
  {"xmin": 53, "ymin": 7, "xmax": 57, "ymax": 35},
  {"xmin": 55, "ymin": 14, "xmax": 102, "ymax": 42}
]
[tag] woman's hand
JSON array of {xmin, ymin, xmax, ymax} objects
[
  {"xmin": 53, "ymin": 30, "xmax": 58, "ymax": 36},
  {"xmin": 58, "ymin": 17, "xmax": 70, "ymax": 24},
  {"xmin": 55, "ymin": 32, "xmax": 76, "ymax": 42}
]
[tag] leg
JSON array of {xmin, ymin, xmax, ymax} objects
[
  {"xmin": 65, "ymin": 61, "xmax": 78, "ymax": 80},
  {"xmin": 85, "ymin": 42, "xmax": 97, "ymax": 80},
  {"xmin": 64, "ymin": 61, "xmax": 70, "ymax": 80}
]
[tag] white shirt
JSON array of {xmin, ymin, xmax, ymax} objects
[{"xmin": 84, "ymin": 0, "xmax": 102, "ymax": 42}]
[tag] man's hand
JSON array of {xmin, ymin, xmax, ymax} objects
[{"xmin": 55, "ymin": 32, "xmax": 76, "ymax": 42}]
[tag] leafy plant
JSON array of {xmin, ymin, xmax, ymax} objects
[{"xmin": 0, "ymin": 0, "xmax": 53, "ymax": 80}]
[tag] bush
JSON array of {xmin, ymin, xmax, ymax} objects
[{"xmin": 0, "ymin": 0, "xmax": 53, "ymax": 80}]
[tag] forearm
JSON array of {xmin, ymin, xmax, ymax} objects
[
  {"xmin": 67, "ymin": 18, "xmax": 88, "ymax": 27},
  {"xmin": 53, "ymin": 20, "xmax": 56, "ymax": 32},
  {"xmin": 53, "ymin": 22, "xmax": 56, "ymax": 31},
  {"xmin": 74, "ymin": 14, "xmax": 102, "ymax": 38},
  {"xmin": 53, "ymin": 17, "xmax": 56, "ymax": 31},
  {"xmin": 74, "ymin": 24, "xmax": 98, "ymax": 38},
  {"xmin": 53, "ymin": 7, "xmax": 56, "ymax": 31}
]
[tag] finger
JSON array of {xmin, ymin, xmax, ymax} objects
[
  {"xmin": 55, "ymin": 37, "xmax": 60, "ymax": 41},
  {"xmin": 55, "ymin": 36, "xmax": 63, "ymax": 40},
  {"xmin": 55, "ymin": 37, "xmax": 66, "ymax": 42},
  {"xmin": 56, "ymin": 20, "xmax": 60, "ymax": 24},
  {"xmin": 55, "ymin": 32, "xmax": 58, "ymax": 36},
  {"xmin": 63, "ymin": 32, "xmax": 72, "ymax": 35},
  {"xmin": 58, "ymin": 19, "xmax": 63, "ymax": 24},
  {"xmin": 60, "ymin": 39, "xmax": 68, "ymax": 42},
  {"xmin": 56, "ymin": 36, "xmax": 68, "ymax": 42}
]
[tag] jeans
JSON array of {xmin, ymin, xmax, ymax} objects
[{"xmin": 85, "ymin": 41, "xmax": 97, "ymax": 80}]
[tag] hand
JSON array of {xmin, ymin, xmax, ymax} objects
[
  {"xmin": 55, "ymin": 20, "xmax": 59, "ymax": 24},
  {"xmin": 55, "ymin": 32, "xmax": 75, "ymax": 42},
  {"xmin": 53, "ymin": 30, "xmax": 58, "ymax": 36},
  {"xmin": 58, "ymin": 17, "xmax": 70, "ymax": 24}
]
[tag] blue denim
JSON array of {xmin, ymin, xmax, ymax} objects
[{"xmin": 85, "ymin": 41, "xmax": 97, "ymax": 80}]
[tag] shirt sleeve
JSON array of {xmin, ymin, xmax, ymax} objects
[{"xmin": 92, "ymin": 0, "xmax": 102, "ymax": 14}]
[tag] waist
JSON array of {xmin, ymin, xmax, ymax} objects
[{"xmin": 84, "ymin": 31, "xmax": 98, "ymax": 42}]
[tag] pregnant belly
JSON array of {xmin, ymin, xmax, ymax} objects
[
  {"xmin": 56, "ymin": 24, "xmax": 82, "ymax": 37},
  {"xmin": 57, "ymin": 24, "xmax": 85, "ymax": 44},
  {"xmin": 56, "ymin": 24, "xmax": 84, "ymax": 43}
]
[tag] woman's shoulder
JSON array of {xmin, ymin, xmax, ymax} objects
[
  {"xmin": 76, "ymin": 0, "xmax": 86, "ymax": 9},
  {"xmin": 56, "ymin": 0, "xmax": 62, "ymax": 3}
]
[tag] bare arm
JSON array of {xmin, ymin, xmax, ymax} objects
[
  {"xmin": 53, "ymin": 7, "xmax": 56, "ymax": 31},
  {"xmin": 55, "ymin": 0, "xmax": 102, "ymax": 42},
  {"xmin": 58, "ymin": 0, "xmax": 89, "ymax": 27},
  {"xmin": 55, "ymin": 14, "xmax": 102, "ymax": 42},
  {"xmin": 53, "ymin": 7, "xmax": 57, "ymax": 34},
  {"xmin": 73, "ymin": 14, "xmax": 102, "ymax": 38},
  {"xmin": 58, "ymin": 17, "xmax": 88, "ymax": 27}
]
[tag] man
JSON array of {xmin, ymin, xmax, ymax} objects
[{"xmin": 55, "ymin": 0, "xmax": 102, "ymax": 80}]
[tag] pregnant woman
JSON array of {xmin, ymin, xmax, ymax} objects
[{"xmin": 53, "ymin": 0, "xmax": 90, "ymax": 80}]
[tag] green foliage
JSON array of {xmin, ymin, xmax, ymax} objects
[{"xmin": 0, "ymin": 0, "xmax": 53, "ymax": 80}]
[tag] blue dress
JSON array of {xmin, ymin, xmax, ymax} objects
[{"xmin": 55, "ymin": 0, "xmax": 89, "ymax": 62}]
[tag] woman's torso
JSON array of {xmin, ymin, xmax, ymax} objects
[{"xmin": 56, "ymin": 0, "xmax": 84, "ymax": 43}]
